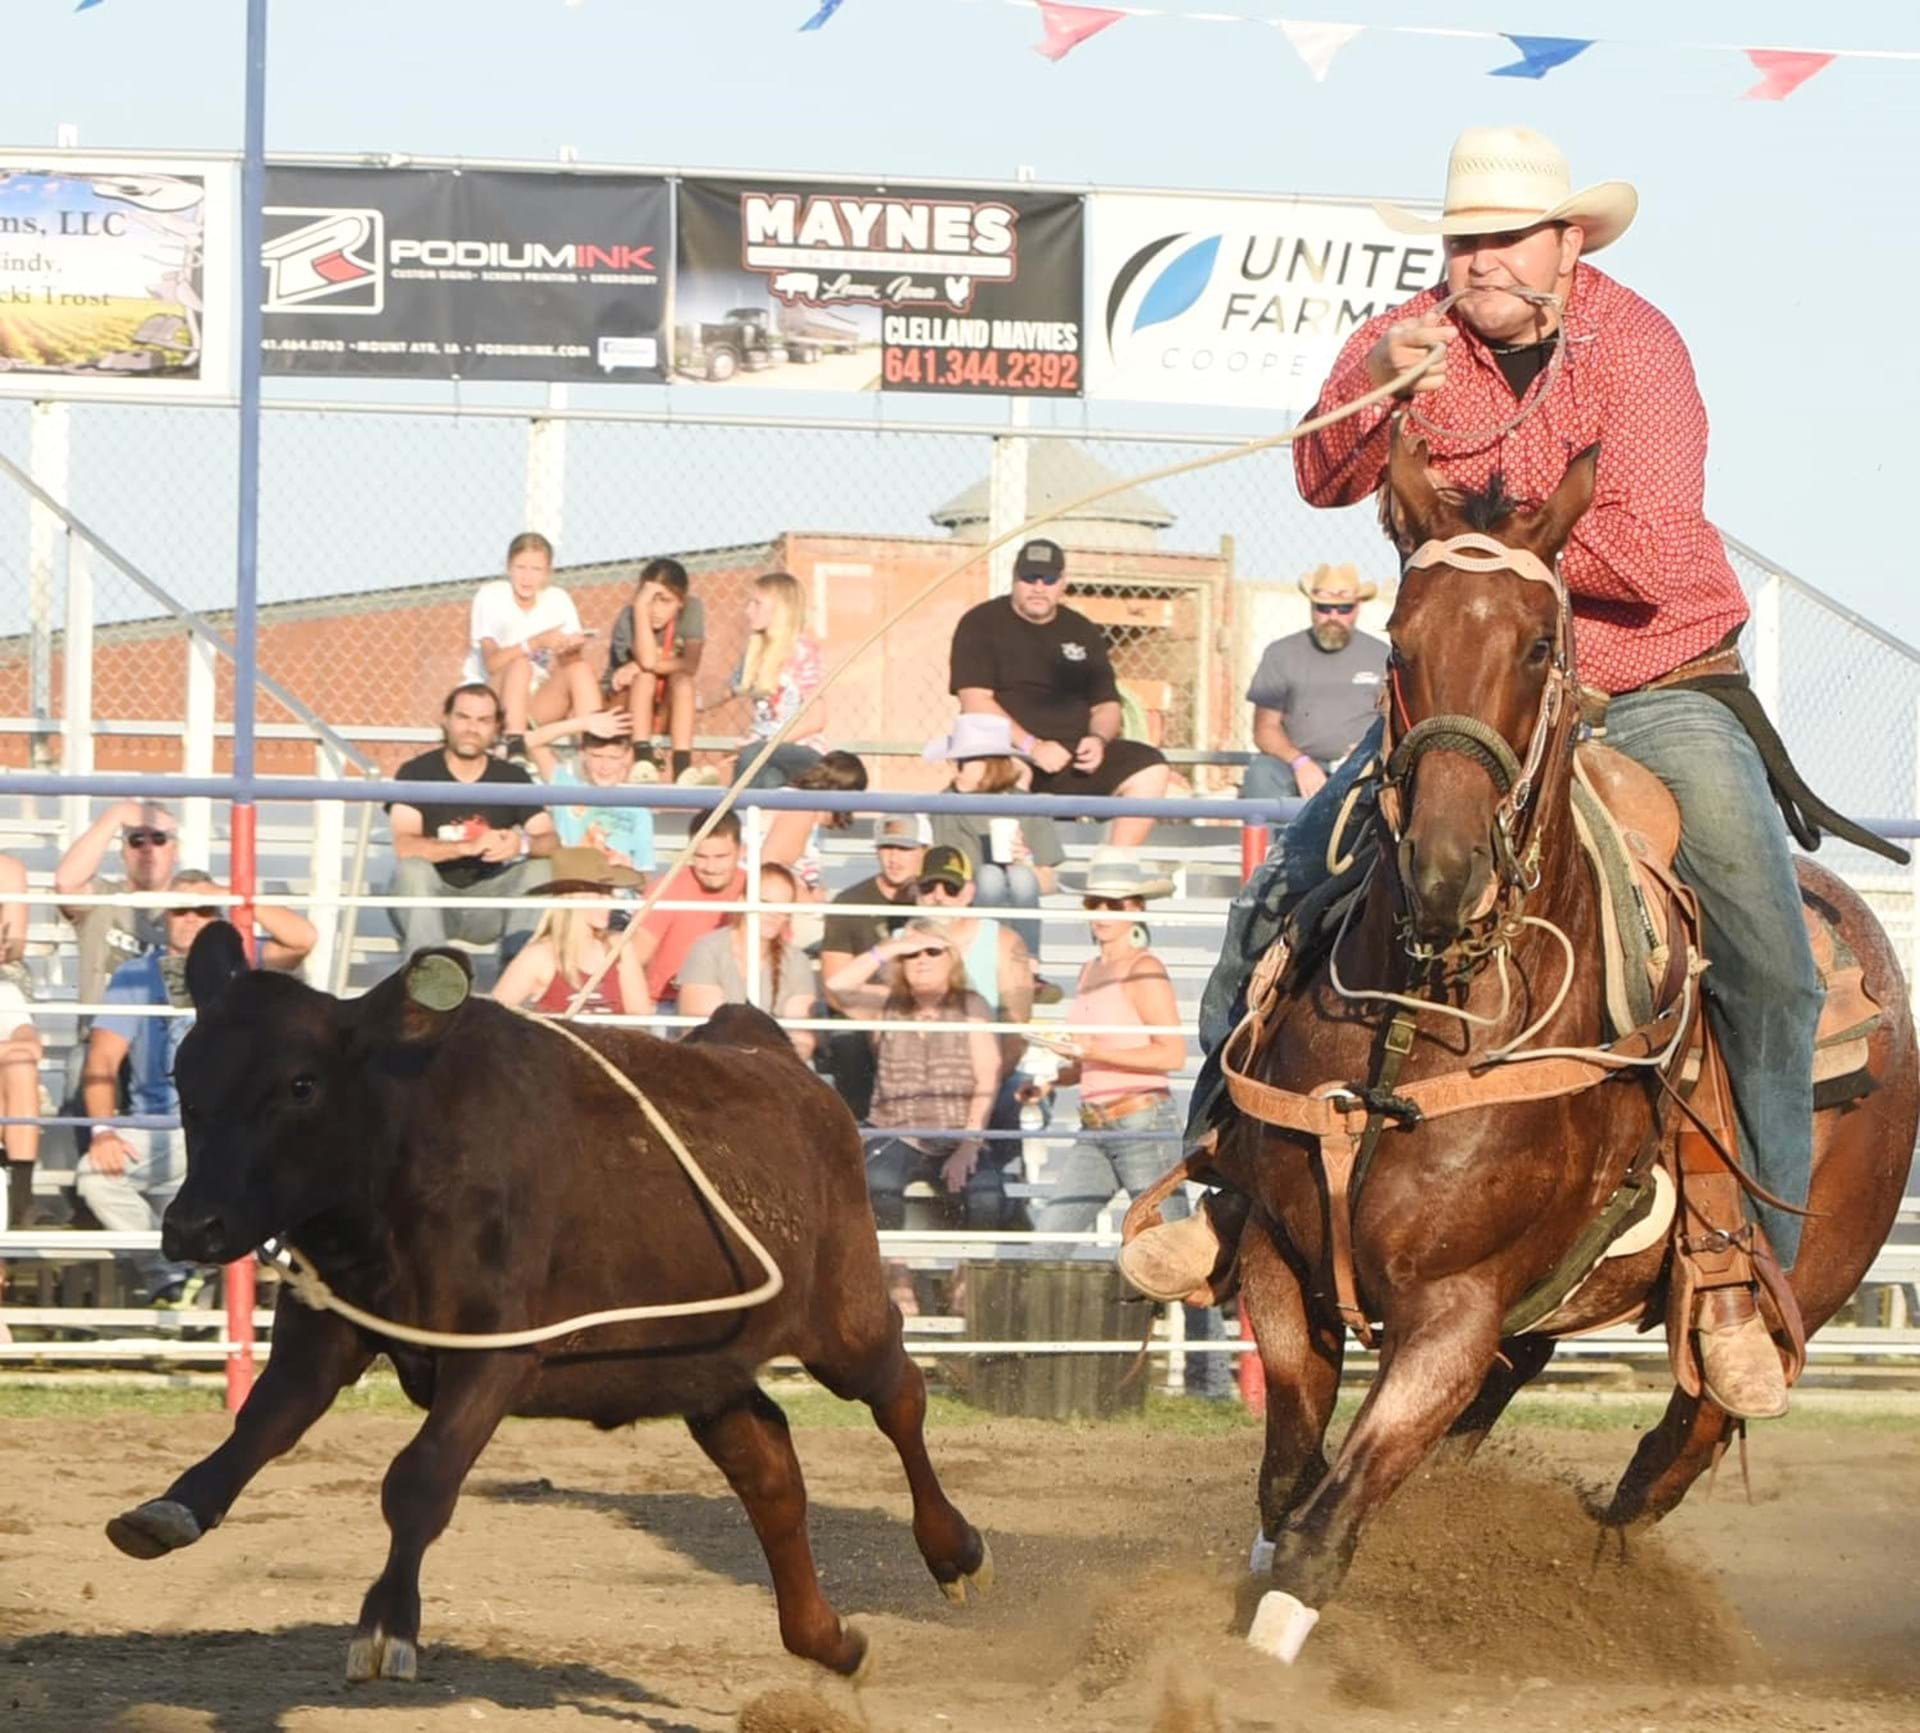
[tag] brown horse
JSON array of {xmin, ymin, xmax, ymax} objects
[{"xmin": 1223, "ymin": 428, "xmax": 1916, "ymax": 1624}]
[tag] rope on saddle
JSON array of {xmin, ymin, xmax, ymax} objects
[{"xmin": 1672, "ymin": 673, "xmax": 1909, "ymax": 866}]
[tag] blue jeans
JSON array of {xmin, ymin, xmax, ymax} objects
[
  {"xmin": 1034, "ymin": 1096, "xmax": 1183, "ymax": 1232},
  {"xmin": 1193, "ymin": 697, "xmax": 1820, "ymax": 1268},
  {"xmin": 1240, "ymin": 752, "xmax": 1304, "ymax": 808},
  {"xmin": 972, "ymin": 860, "xmax": 1043, "ymax": 957},
  {"xmin": 733, "ymin": 743, "xmax": 821, "ymax": 790},
  {"xmin": 77, "ymin": 1129, "xmax": 193, "ymax": 1296}
]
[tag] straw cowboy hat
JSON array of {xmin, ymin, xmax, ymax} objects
[
  {"xmin": 1079, "ymin": 846, "xmax": 1176, "ymax": 902},
  {"xmin": 1298, "ymin": 563, "xmax": 1378, "ymax": 605},
  {"xmin": 923, "ymin": 712, "xmax": 1030, "ymax": 763},
  {"xmin": 1373, "ymin": 126, "xmax": 1638, "ymax": 253},
  {"xmin": 530, "ymin": 846, "xmax": 649, "ymax": 899}
]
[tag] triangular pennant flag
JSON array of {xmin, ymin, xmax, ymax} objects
[
  {"xmin": 1742, "ymin": 48, "xmax": 1835, "ymax": 101},
  {"xmin": 1034, "ymin": 0, "xmax": 1125, "ymax": 63},
  {"xmin": 798, "ymin": 0, "xmax": 845, "ymax": 30},
  {"xmin": 1489, "ymin": 34, "xmax": 1594, "ymax": 79},
  {"xmin": 1278, "ymin": 19, "xmax": 1364, "ymax": 83},
  {"xmin": 75, "ymin": 0, "xmax": 106, "ymax": 10}
]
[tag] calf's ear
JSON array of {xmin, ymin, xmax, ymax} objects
[
  {"xmin": 185, "ymin": 920, "xmax": 251, "ymax": 1010},
  {"xmin": 369, "ymin": 948, "xmax": 474, "ymax": 1047}
]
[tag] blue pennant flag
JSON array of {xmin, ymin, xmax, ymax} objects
[
  {"xmin": 1489, "ymin": 34, "xmax": 1593, "ymax": 80},
  {"xmin": 799, "ymin": 0, "xmax": 845, "ymax": 29},
  {"xmin": 75, "ymin": 0, "xmax": 107, "ymax": 10}
]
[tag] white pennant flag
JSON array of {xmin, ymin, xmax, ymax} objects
[{"xmin": 1278, "ymin": 18, "xmax": 1364, "ymax": 82}]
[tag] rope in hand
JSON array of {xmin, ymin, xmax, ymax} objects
[{"xmin": 280, "ymin": 310, "xmax": 1462, "ymax": 1350}]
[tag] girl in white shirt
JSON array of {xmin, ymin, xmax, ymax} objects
[{"xmin": 465, "ymin": 531, "xmax": 602, "ymax": 753}]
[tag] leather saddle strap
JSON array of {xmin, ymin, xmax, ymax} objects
[
  {"xmin": 1675, "ymin": 1030, "xmax": 1755, "ymax": 1289},
  {"xmin": 1318, "ymin": 1127, "xmax": 1374, "ymax": 1345}
]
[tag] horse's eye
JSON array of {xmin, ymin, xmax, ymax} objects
[
  {"xmin": 289, "ymin": 1075, "xmax": 318, "ymax": 1106},
  {"xmin": 1527, "ymin": 637, "xmax": 1553, "ymax": 667}
]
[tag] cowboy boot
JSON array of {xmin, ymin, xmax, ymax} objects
[
  {"xmin": 1118, "ymin": 1190, "xmax": 1248, "ymax": 1305},
  {"xmin": 1694, "ymin": 1287, "xmax": 1789, "ymax": 1420}
]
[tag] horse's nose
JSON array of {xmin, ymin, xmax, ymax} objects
[{"xmin": 1401, "ymin": 833, "xmax": 1490, "ymax": 939}]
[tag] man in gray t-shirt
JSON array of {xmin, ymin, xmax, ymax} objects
[{"xmin": 1243, "ymin": 563, "xmax": 1389, "ymax": 807}]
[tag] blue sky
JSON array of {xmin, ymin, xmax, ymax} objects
[{"xmin": 8, "ymin": 0, "xmax": 1920, "ymax": 639}]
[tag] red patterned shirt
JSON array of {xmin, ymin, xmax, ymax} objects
[{"xmin": 1293, "ymin": 263, "xmax": 1748, "ymax": 695}]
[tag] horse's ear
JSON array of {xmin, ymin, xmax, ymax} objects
[
  {"xmin": 1522, "ymin": 442, "xmax": 1599, "ymax": 559},
  {"xmin": 1382, "ymin": 415, "xmax": 1443, "ymax": 555}
]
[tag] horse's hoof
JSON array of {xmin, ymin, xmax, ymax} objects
[
  {"xmin": 106, "ymin": 1500, "xmax": 202, "ymax": 1560},
  {"xmin": 846, "ymin": 1623, "xmax": 875, "ymax": 1685},
  {"xmin": 346, "ymin": 1629, "xmax": 416, "ymax": 1684},
  {"xmin": 1246, "ymin": 1589, "xmax": 1319, "ymax": 1665},
  {"xmin": 1248, "ymin": 1531, "xmax": 1276, "ymax": 1575},
  {"xmin": 965, "ymin": 1538, "xmax": 994, "ymax": 1597},
  {"xmin": 938, "ymin": 1575, "xmax": 967, "ymax": 1605}
]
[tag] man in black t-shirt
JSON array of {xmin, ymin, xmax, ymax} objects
[
  {"xmin": 386, "ymin": 684, "xmax": 557, "ymax": 960},
  {"xmin": 948, "ymin": 538, "xmax": 1170, "ymax": 848},
  {"xmin": 817, "ymin": 813, "xmax": 926, "ymax": 1116}
]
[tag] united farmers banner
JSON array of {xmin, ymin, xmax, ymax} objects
[
  {"xmin": 260, "ymin": 168, "xmax": 670, "ymax": 382},
  {"xmin": 0, "ymin": 154, "xmax": 235, "ymax": 400},
  {"xmin": 675, "ymin": 178, "xmax": 1084, "ymax": 397},
  {"xmin": 1087, "ymin": 194, "xmax": 1441, "ymax": 412}
]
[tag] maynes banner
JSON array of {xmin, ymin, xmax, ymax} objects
[
  {"xmin": 261, "ymin": 168, "xmax": 669, "ymax": 382},
  {"xmin": 1088, "ymin": 195, "xmax": 1442, "ymax": 412},
  {"xmin": 0, "ymin": 154, "xmax": 236, "ymax": 400},
  {"xmin": 676, "ymin": 178, "xmax": 1084, "ymax": 397}
]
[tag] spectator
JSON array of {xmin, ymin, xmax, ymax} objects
[
  {"xmin": 826, "ymin": 919, "xmax": 1001, "ymax": 1233},
  {"xmin": 721, "ymin": 571, "xmax": 826, "ymax": 789},
  {"xmin": 55, "ymin": 800, "xmax": 185, "ymax": 1001},
  {"xmin": 464, "ymin": 530, "xmax": 602, "ymax": 758},
  {"xmin": 1028, "ymin": 849, "xmax": 1186, "ymax": 1231},
  {"xmin": 630, "ymin": 809, "xmax": 747, "ymax": 1013},
  {"xmin": 79, "ymin": 879, "xmax": 316, "ymax": 1306},
  {"xmin": 678, "ymin": 861, "xmax": 819, "ymax": 1058},
  {"xmin": 0, "ymin": 853, "xmax": 38, "ymax": 1228},
  {"xmin": 764, "ymin": 750, "xmax": 869, "ymax": 897},
  {"xmin": 924, "ymin": 712, "xmax": 1063, "ymax": 957},
  {"xmin": 949, "ymin": 538, "xmax": 1171, "ymax": 850},
  {"xmin": 607, "ymin": 557, "xmax": 705, "ymax": 783},
  {"xmin": 387, "ymin": 684, "xmax": 556, "ymax": 962},
  {"xmin": 911, "ymin": 845, "xmax": 1036, "ymax": 1211},
  {"xmin": 819, "ymin": 815, "xmax": 927, "ymax": 1116},
  {"xmin": 492, "ymin": 848, "xmax": 649, "ymax": 1016},
  {"xmin": 1242, "ymin": 565, "xmax": 1389, "ymax": 806},
  {"xmin": 525, "ymin": 708, "xmax": 656, "ymax": 879}
]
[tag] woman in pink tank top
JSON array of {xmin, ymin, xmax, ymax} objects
[
  {"xmin": 492, "ymin": 847, "xmax": 650, "ymax": 1017},
  {"xmin": 1024, "ymin": 850, "xmax": 1189, "ymax": 1234}
]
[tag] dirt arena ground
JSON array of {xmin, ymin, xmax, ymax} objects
[{"xmin": 1, "ymin": 1387, "xmax": 1916, "ymax": 1732}]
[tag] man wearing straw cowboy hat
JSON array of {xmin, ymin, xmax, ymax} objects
[
  {"xmin": 1242, "ymin": 564, "xmax": 1389, "ymax": 809},
  {"xmin": 1127, "ymin": 126, "xmax": 1882, "ymax": 1420}
]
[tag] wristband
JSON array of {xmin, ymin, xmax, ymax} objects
[
  {"xmin": 1290, "ymin": 753, "xmax": 1315, "ymax": 772},
  {"xmin": 90, "ymin": 1124, "xmax": 120, "ymax": 1142}
]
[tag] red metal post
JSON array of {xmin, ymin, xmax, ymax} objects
[
  {"xmin": 223, "ymin": 800, "xmax": 258, "ymax": 1413},
  {"xmin": 1236, "ymin": 822, "xmax": 1269, "ymax": 1416}
]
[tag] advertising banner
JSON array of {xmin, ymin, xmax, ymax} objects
[
  {"xmin": 1087, "ymin": 194, "xmax": 1442, "ymax": 412},
  {"xmin": 0, "ymin": 153, "xmax": 236, "ymax": 400},
  {"xmin": 261, "ymin": 168, "xmax": 670, "ymax": 382},
  {"xmin": 675, "ymin": 178, "xmax": 1084, "ymax": 397}
]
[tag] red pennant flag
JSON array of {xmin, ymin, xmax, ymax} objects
[
  {"xmin": 1034, "ymin": 0, "xmax": 1125, "ymax": 63},
  {"xmin": 1741, "ymin": 48, "xmax": 1835, "ymax": 101}
]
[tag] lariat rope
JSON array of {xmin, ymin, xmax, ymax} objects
[{"xmin": 281, "ymin": 299, "xmax": 1483, "ymax": 1350}]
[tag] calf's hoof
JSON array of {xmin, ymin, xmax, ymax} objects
[
  {"xmin": 106, "ymin": 1500, "xmax": 203, "ymax": 1560},
  {"xmin": 346, "ymin": 1629, "xmax": 418, "ymax": 1684}
]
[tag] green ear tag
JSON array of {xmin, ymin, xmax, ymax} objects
[{"xmin": 405, "ymin": 954, "xmax": 471, "ymax": 1013}]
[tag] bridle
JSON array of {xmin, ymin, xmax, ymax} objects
[{"xmin": 1374, "ymin": 532, "xmax": 1578, "ymax": 967}]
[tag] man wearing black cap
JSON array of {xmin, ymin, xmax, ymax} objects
[{"xmin": 948, "ymin": 538, "xmax": 1171, "ymax": 849}]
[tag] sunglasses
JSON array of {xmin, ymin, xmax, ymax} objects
[
  {"xmin": 1312, "ymin": 602, "xmax": 1358, "ymax": 617},
  {"xmin": 899, "ymin": 946, "xmax": 951, "ymax": 962},
  {"xmin": 167, "ymin": 905, "xmax": 220, "ymax": 920},
  {"xmin": 917, "ymin": 880, "xmax": 964, "ymax": 896},
  {"xmin": 1084, "ymin": 896, "xmax": 1134, "ymax": 912},
  {"xmin": 1015, "ymin": 571, "xmax": 1065, "ymax": 586},
  {"xmin": 124, "ymin": 829, "xmax": 177, "ymax": 849}
]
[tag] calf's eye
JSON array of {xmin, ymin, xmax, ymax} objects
[{"xmin": 289, "ymin": 1075, "xmax": 318, "ymax": 1105}]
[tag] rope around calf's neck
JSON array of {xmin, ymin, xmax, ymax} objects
[
  {"xmin": 272, "ymin": 1005, "xmax": 785, "ymax": 1350},
  {"xmin": 281, "ymin": 325, "xmax": 1457, "ymax": 1350}
]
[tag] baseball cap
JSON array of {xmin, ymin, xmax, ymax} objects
[
  {"xmin": 917, "ymin": 845, "xmax": 973, "ymax": 892},
  {"xmin": 1013, "ymin": 538, "xmax": 1066, "ymax": 582},
  {"xmin": 168, "ymin": 868, "xmax": 224, "ymax": 916},
  {"xmin": 875, "ymin": 814, "xmax": 934, "ymax": 849}
]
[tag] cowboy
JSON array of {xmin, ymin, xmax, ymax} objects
[
  {"xmin": 1128, "ymin": 126, "xmax": 1815, "ymax": 1421},
  {"xmin": 1242, "ymin": 565, "xmax": 1389, "ymax": 808}
]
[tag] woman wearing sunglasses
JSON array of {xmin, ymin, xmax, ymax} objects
[
  {"xmin": 1027, "ymin": 849, "xmax": 1187, "ymax": 1232},
  {"xmin": 825, "ymin": 919, "xmax": 1002, "ymax": 1244}
]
